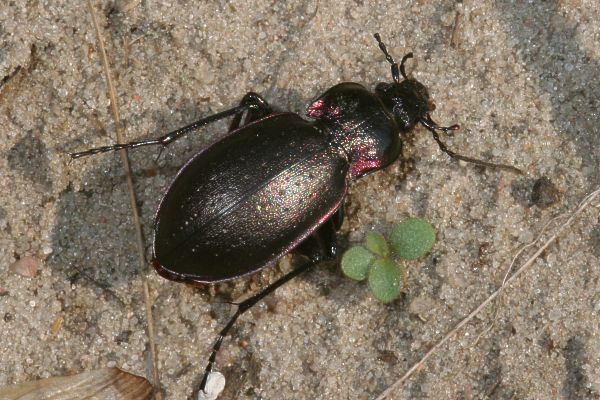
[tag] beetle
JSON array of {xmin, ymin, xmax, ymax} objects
[{"xmin": 71, "ymin": 34, "xmax": 521, "ymax": 393}]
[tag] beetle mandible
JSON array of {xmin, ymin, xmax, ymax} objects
[{"xmin": 71, "ymin": 33, "xmax": 521, "ymax": 393}]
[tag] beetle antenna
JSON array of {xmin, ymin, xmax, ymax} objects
[
  {"xmin": 420, "ymin": 114, "xmax": 523, "ymax": 174},
  {"xmin": 374, "ymin": 33, "xmax": 400, "ymax": 83},
  {"xmin": 399, "ymin": 52, "xmax": 413, "ymax": 80}
]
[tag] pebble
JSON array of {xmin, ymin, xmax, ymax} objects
[{"xmin": 9, "ymin": 256, "xmax": 40, "ymax": 277}]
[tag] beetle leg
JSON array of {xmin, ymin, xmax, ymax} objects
[
  {"xmin": 198, "ymin": 259, "xmax": 315, "ymax": 393},
  {"xmin": 199, "ymin": 217, "xmax": 338, "ymax": 394},
  {"xmin": 228, "ymin": 92, "xmax": 273, "ymax": 132},
  {"xmin": 420, "ymin": 115, "xmax": 523, "ymax": 174},
  {"xmin": 293, "ymin": 215, "xmax": 339, "ymax": 261},
  {"xmin": 70, "ymin": 103, "xmax": 254, "ymax": 159},
  {"xmin": 332, "ymin": 205, "xmax": 345, "ymax": 231}
]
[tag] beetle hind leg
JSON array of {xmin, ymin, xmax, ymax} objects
[{"xmin": 198, "ymin": 216, "xmax": 339, "ymax": 394}]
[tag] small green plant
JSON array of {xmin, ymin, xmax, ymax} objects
[{"xmin": 341, "ymin": 217, "xmax": 436, "ymax": 303}]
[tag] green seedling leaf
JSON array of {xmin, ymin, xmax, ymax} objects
[
  {"xmin": 368, "ymin": 258, "xmax": 402, "ymax": 303},
  {"xmin": 365, "ymin": 231, "xmax": 389, "ymax": 257},
  {"xmin": 389, "ymin": 218, "xmax": 436, "ymax": 260},
  {"xmin": 341, "ymin": 246, "xmax": 374, "ymax": 281}
]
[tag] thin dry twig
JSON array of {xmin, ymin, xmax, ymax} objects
[
  {"xmin": 471, "ymin": 213, "xmax": 565, "ymax": 346},
  {"xmin": 449, "ymin": 11, "xmax": 462, "ymax": 48},
  {"xmin": 375, "ymin": 186, "xmax": 600, "ymax": 400},
  {"xmin": 86, "ymin": 2, "xmax": 162, "ymax": 398}
]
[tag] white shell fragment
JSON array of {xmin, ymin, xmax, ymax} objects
[{"xmin": 197, "ymin": 371, "xmax": 226, "ymax": 400}]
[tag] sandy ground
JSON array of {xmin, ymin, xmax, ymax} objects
[{"xmin": 1, "ymin": 1, "xmax": 599, "ymax": 399}]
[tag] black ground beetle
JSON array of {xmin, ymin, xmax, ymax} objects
[{"xmin": 71, "ymin": 34, "xmax": 521, "ymax": 394}]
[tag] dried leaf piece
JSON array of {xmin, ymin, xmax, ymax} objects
[
  {"xmin": 0, "ymin": 368, "xmax": 153, "ymax": 399},
  {"xmin": 51, "ymin": 316, "xmax": 64, "ymax": 335}
]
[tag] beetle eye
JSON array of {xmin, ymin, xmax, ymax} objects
[{"xmin": 428, "ymin": 99, "xmax": 436, "ymax": 111}]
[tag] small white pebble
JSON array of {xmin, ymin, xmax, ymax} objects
[
  {"xmin": 197, "ymin": 372, "xmax": 226, "ymax": 400},
  {"xmin": 548, "ymin": 309, "xmax": 562, "ymax": 321}
]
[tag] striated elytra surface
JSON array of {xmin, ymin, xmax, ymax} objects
[{"xmin": 153, "ymin": 113, "xmax": 348, "ymax": 283}]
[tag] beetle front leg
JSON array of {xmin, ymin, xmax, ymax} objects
[{"xmin": 420, "ymin": 114, "xmax": 523, "ymax": 174}]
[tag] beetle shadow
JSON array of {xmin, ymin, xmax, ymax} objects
[
  {"xmin": 47, "ymin": 104, "xmax": 232, "ymax": 298},
  {"xmin": 495, "ymin": 1, "xmax": 599, "ymax": 185},
  {"xmin": 47, "ymin": 86, "xmax": 330, "ymax": 301}
]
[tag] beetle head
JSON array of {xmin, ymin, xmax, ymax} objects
[
  {"xmin": 375, "ymin": 78, "xmax": 432, "ymax": 131},
  {"xmin": 373, "ymin": 34, "xmax": 433, "ymax": 131},
  {"xmin": 371, "ymin": 34, "xmax": 522, "ymax": 174}
]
